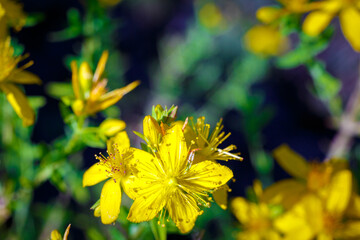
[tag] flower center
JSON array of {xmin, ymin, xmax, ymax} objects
[
  {"xmin": 307, "ymin": 163, "xmax": 332, "ymax": 191},
  {"xmin": 167, "ymin": 177, "xmax": 177, "ymax": 186}
]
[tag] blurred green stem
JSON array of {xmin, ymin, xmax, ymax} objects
[{"xmin": 150, "ymin": 219, "xmax": 167, "ymax": 240}]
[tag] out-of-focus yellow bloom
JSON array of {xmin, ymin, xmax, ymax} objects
[
  {"xmin": 126, "ymin": 125, "xmax": 233, "ymax": 233},
  {"xmin": 262, "ymin": 144, "xmax": 347, "ymax": 209},
  {"xmin": 275, "ymin": 170, "xmax": 360, "ymax": 240},
  {"xmin": 0, "ymin": 37, "xmax": 41, "ymax": 126},
  {"xmin": 50, "ymin": 224, "xmax": 71, "ymax": 240},
  {"xmin": 83, "ymin": 131, "xmax": 133, "ymax": 224},
  {"xmin": 303, "ymin": 0, "xmax": 360, "ymax": 51},
  {"xmin": 70, "ymin": 51, "xmax": 140, "ymax": 117},
  {"xmin": 198, "ymin": 3, "xmax": 225, "ymax": 30},
  {"xmin": 257, "ymin": 0, "xmax": 316, "ymax": 24},
  {"xmin": 98, "ymin": 0, "xmax": 122, "ymax": 7},
  {"xmin": 99, "ymin": 118, "xmax": 126, "ymax": 137},
  {"xmin": 244, "ymin": 25, "xmax": 289, "ymax": 57},
  {"xmin": 0, "ymin": 0, "xmax": 26, "ymax": 38},
  {"xmin": 231, "ymin": 181, "xmax": 283, "ymax": 240}
]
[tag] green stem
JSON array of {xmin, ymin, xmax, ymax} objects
[{"xmin": 150, "ymin": 219, "xmax": 167, "ymax": 240}]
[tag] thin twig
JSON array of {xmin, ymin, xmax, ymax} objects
[{"xmin": 326, "ymin": 66, "xmax": 360, "ymax": 160}]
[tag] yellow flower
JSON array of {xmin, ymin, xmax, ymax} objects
[
  {"xmin": 182, "ymin": 117, "xmax": 242, "ymax": 163},
  {"xmin": 0, "ymin": 37, "xmax": 41, "ymax": 126},
  {"xmin": 262, "ymin": 144, "xmax": 347, "ymax": 209},
  {"xmin": 257, "ymin": 0, "xmax": 315, "ymax": 24},
  {"xmin": 70, "ymin": 51, "xmax": 140, "ymax": 116},
  {"xmin": 0, "ymin": 0, "xmax": 26, "ymax": 38},
  {"xmin": 198, "ymin": 3, "xmax": 225, "ymax": 30},
  {"xmin": 83, "ymin": 131, "xmax": 133, "ymax": 224},
  {"xmin": 231, "ymin": 181, "xmax": 283, "ymax": 240},
  {"xmin": 99, "ymin": 118, "xmax": 126, "ymax": 137},
  {"xmin": 244, "ymin": 25, "xmax": 289, "ymax": 57},
  {"xmin": 173, "ymin": 117, "xmax": 241, "ymax": 210},
  {"xmin": 126, "ymin": 124, "xmax": 233, "ymax": 233},
  {"xmin": 303, "ymin": 0, "xmax": 360, "ymax": 51},
  {"xmin": 50, "ymin": 224, "xmax": 71, "ymax": 240},
  {"xmin": 274, "ymin": 170, "xmax": 360, "ymax": 240}
]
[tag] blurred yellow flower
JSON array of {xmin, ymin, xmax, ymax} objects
[
  {"xmin": 0, "ymin": 37, "xmax": 41, "ymax": 126},
  {"xmin": 198, "ymin": 3, "xmax": 225, "ymax": 30},
  {"xmin": 274, "ymin": 170, "xmax": 360, "ymax": 240},
  {"xmin": 303, "ymin": 0, "xmax": 360, "ymax": 51},
  {"xmin": 70, "ymin": 51, "xmax": 140, "ymax": 117},
  {"xmin": 0, "ymin": 0, "xmax": 26, "ymax": 38},
  {"xmin": 262, "ymin": 144, "xmax": 347, "ymax": 209},
  {"xmin": 244, "ymin": 25, "xmax": 289, "ymax": 57},
  {"xmin": 231, "ymin": 181, "xmax": 283, "ymax": 240},
  {"xmin": 126, "ymin": 125, "xmax": 233, "ymax": 233},
  {"xmin": 83, "ymin": 131, "xmax": 132, "ymax": 224},
  {"xmin": 99, "ymin": 118, "xmax": 126, "ymax": 137},
  {"xmin": 257, "ymin": 0, "xmax": 315, "ymax": 24},
  {"xmin": 50, "ymin": 224, "xmax": 71, "ymax": 240}
]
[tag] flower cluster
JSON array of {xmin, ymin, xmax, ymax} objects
[
  {"xmin": 83, "ymin": 106, "xmax": 241, "ymax": 233},
  {"xmin": 247, "ymin": 0, "xmax": 360, "ymax": 55},
  {"xmin": 232, "ymin": 145, "xmax": 360, "ymax": 239}
]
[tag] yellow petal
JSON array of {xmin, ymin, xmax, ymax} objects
[
  {"xmin": 166, "ymin": 190, "xmax": 198, "ymax": 233},
  {"xmin": 244, "ymin": 25, "xmax": 288, "ymax": 56},
  {"xmin": 79, "ymin": 62, "xmax": 93, "ymax": 98},
  {"xmin": 83, "ymin": 163, "xmax": 109, "ymax": 187},
  {"xmin": 213, "ymin": 185, "xmax": 229, "ymax": 210},
  {"xmin": 71, "ymin": 99, "xmax": 84, "ymax": 116},
  {"xmin": 345, "ymin": 195, "xmax": 360, "ymax": 218},
  {"xmin": 182, "ymin": 160, "xmax": 233, "ymax": 192},
  {"xmin": 50, "ymin": 230, "xmax": 62, "ymax": 240},
  {"xmin": 93, "ymin": 51, "xmax": 108, "ymax": 84},
  {"xmin": 326, "ymin": 170, "xmax": 352, "ymax": 215},
  {"xmin": 159, "ymin": 124, "xmax": 189, "ymax": 175},
  {"xmin": 121, "ymin": 175, "xmax": 137, "ymax": 199},
  {"xmin": 335, "ymin": 221, "xmax": 360, "ymax": 239},
  {"xmin": 274, "ymin": 196, "xmax": 320, "ymax": 240},
  {"xmin": 100, "ymin": 119, "xmax": 126, "ymax": 137},
  {"xmin": 303, "ymin": 11, "xmax": 334, "ymax": 36},
  {"xmin": 8, "ymin": 70, "xmax": 41, "ymax": 85},
  {"xmin": 94, "ymin": 205, "xmax": 101, "ymax": 217},
  {"xmin": 0, "ymin": 83, "xmax": 35, "ymax": 126},
  {"xmin": 63, "ymin": 224, "xmax": 71, "ymax": 240},
  {"xmin": 261, "ymin": 179, "xmax": 307, "ymax": 209},
  {"xmin": 256, "ymin": 7, "xmax": 283, "ymax": 24},
  {"xmin": 127, "ymin": 180, "xmax": 166, "ymax": 223},
  {"xmin": 273, "ymin": 144, "xmax": 309, "ymax": 179},
  {"xmin": 70, "ymin": 61, "xmax": 81, "ymax": 99},
  {"xmin": 339, "ymin": 6, "xmax": 360, "ymax": 52},
  {"xmin": 143, "ymin": 115, "xmax": 162, "ymax": 147},
  {"xmin": 107, "ymin": 131, "xmax": 130, "ymax": 153},
  {"xmin": 231, "ymin": 197, "xmax": 251, "ymax": 224},
  {"xmin": 93, "ymin": 80, "xmax": 140, "ymax": 113},
  {"xmin": 100, "ymin": 178, "xmax": 122, "ymax": 224}
]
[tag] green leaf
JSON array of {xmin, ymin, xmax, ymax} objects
[
  {"xmin": 276, "ymin": 29, "xmax": 333, "ymax": 69},
  {"xmin": 307, "ymin": 60, "xmax": 341, "ymax": 100},
  {"xmin": 80, "ymin": 130, "xmax": 106, "ymax": 149},
  {"xmin": 46, "ymin": 82, "xmax": 74, "ymax": 99}
]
